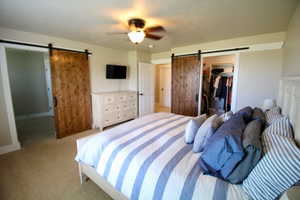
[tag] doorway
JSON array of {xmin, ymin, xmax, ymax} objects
[
  {"xmin": 5, "ymin": 48, "xmax": 55, "ymax": 145},
  {"xmin": 155, "ymin": 64, "xmax": 171, "ymax": 113},
  {"xmin": 200, "ymin": 54, "xmax": 238, "ymax": 116}
]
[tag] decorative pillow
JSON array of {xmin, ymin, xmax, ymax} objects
[
  {"xmin": 243, "ymin": 129, "xmax": 300, "ymax": 200},
  {"xmin": 252, "ymin": 107, "xmax": 266, "ymax": 125},
  {"xmin": 265, "ymin": 106, "xmax": 283, "ymax": 125},
  {"xmin": 199, "ymin": 114, "xmax": 246, "ymax": 179},
  {"xmin": 235, "ymin": 106, "xmax": 253, "ymax": 123},
  {"xmin": 220, "ymin": 111, "xmax": 233, "ymax": 122},
  {"xmin": 226, "ymin": 119, "xmax": 262, "ymax": 184},
  {"xmin": 192, "ymin": 114, "xmax": 223, "ymax": 152},
  {"xmin": 264, "ymin": 116, "xmax": 293, "ymax": 138},
  {"xmin": 184, "ymin": 114, "xmax": 207, "ymax": 144}
]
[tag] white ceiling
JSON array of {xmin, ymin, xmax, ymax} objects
[{"xmin": 0, "ymin": 0, "xmax": 299, "ymax": 53}]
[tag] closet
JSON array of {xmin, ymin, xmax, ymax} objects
[{"xmin": 201, "ymin": 55, "xmax": 235, "ymax": 115}]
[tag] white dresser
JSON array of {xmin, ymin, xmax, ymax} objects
[{"xmin": 92, "ymin": 91, "xmax": 137, "ymax": 130}]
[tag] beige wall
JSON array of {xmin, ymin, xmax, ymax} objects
[
  {"xmin": 128, "ymin": 50, "xmax": 152, "ymax": 91},
  {"xmin": 151, "ymin": 32, "xmax": 285, "ymax": 61},
  {"xmin": 152, "ymin": 32, "xmax": 285, "ymax": 111},
  {"xmin": 0, "ymin": 68, "xmax": 12, "ymax": 146},
  {"xmin": 237, "ymin": 49, "xmax": 282, "ymax": 109},
  {"xmin": 282, "ymin": 3, "xmax": 300, "ymax": 76},
  {"xmin": 6, "ymin": 49, "xmax": 49, "ymax": 116},
  {"xmin": 0, "ymin": 27, "xmax": 131, "ymax": 149},
  {"xmin": 0, "ymin": 27, "xmax": 130, "ymax": 93}
]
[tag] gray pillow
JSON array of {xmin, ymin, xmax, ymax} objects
[
  {"xmin": 235, "ymin": 106, "xmax": 253, "ymax": 123},
  {"xmin": 252, "ymin": 107, "xmax": 266, "ymax": 125},
  {"xmin": 226, "ymin": 119, "xmax": 262, "ymax": 184},
  {"xmin": 193, "ymin": 114, "xmax": 223, "ymax": 152},
  {"xmin": 184, "ymin": 114, "xmax": 206, "ymax": 144}
]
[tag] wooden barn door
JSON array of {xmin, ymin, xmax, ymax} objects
[
  {"xmin": 50, "ymin": 49, "xmax": 92, "ymax": 138},
  {"xmin": 171, "ymin": 54, "xmax": 200, "ymax": 116}
]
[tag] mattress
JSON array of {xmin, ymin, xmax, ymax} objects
[{"xmin": 75, "ymin": 112, "xmax": 250, "ymax": 200}]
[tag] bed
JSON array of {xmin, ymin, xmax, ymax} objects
[{"xmin": 75, "ymin": 78, "xmax": 300, "ymax": 200}]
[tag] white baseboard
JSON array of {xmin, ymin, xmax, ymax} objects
[
  {"xmin": 16, "ymin": 111, "xmax": 53, "ymax": 120},
  {"xmin": 0, "ymin": 142, "xmax": 21, "ymax": 155}
]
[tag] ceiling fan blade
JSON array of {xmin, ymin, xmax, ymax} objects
[
  {"xmin": 145, "ymin": 33, "xmax": 163, "ymax": 40},
  {"xmin": 145, "ymin": 26, "xmax": 165, "ymax": 33},
  {"xmin": 106, "ymin": 32, "xmax": 128, "ymax": 35}
]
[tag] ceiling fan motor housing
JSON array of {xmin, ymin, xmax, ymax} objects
[{"xmin": 128, "ymin": 18, "xmax": 146, "ymax": 29}]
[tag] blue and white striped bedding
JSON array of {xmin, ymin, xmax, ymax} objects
[{"xmin": 76, "ymin": 113, "xmax": 250, "ymax": 200}]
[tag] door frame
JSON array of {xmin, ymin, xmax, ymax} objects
[
  {"xmin": 0, "ymin": 43, "xmax": 50, "ymax": 153},
  {"xmin": 158, "ymin": 65, "xmax": 171, "ymax": 107},
  {"xmin": 198, "ymin": 52, "xmax": 240, "ymax": 115}
]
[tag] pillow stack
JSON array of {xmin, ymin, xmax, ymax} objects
[
  {"xmin": 184, "ymin": 112, "xmax": 232, "ymax": 151},
  {"xmin": 199, "ymin": 114, "xmax": 246, "ymax": 179},
  {"xmin": 198, "ymin": 106, "xmax": 266, "ymax": 184},
  {"xmin": 243, "ymin": 117, "xmax": 300, "ymax": 200}
]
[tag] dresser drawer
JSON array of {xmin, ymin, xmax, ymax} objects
[
  {"xmin": 121, "ymin": 102, "xmax": 130, "ymax": 110},
  {"xmin": 129, "ymin": 101, "xmax": 137, "ymax": 109},
  {"xmin": 103, "ymin": 115, "xmax": 115, "ymax": 126},
  {"xmin": 103, "ymin": 104, "xmax": 114, "ymax": 114},
  {"xmin": 121, "ymin": 109, "xmax": 137, "ymax": 120},
  {"xmin": 116, "ymin": 94, "xmax": 127, "ymax": 102},
  {"xmin": 127, "ymin": 93, "xmax": 137, "ymax": 100},
  {"xmin": 103, "ymin": 95, "xmax": 115, "ymax": 104}
]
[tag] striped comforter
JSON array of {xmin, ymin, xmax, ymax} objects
[{"xmin": 75, "ymin": 113, "xmax": 250, "ymax": 200}]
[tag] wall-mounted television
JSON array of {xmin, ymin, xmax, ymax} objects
[{"xmin": 106, "ymin": 65, "xmax": 127, "ymax": 79}]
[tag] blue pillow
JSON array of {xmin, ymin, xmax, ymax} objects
[
  {"xmin": 226, "ymin": 119, "xmax": 263, "ymax": 184},
  {"xmin": 235, "ymin": 106, "xmax": 253, "ymax": 123},
  {"xmin": 199, "ymin": 114, "xmax": 246, "ymax": 179}
]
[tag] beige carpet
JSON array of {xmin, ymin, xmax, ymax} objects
[{"xmin": 0, "ymin": 129, "xmax": 112, "ymax": 200}]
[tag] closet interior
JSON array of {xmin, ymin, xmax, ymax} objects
[{"xmin": 201, "ymin": 55, "xmax": 235, "ymax": 116}]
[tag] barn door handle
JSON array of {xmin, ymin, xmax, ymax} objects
[{"xmin": 53, "ymin": 96, "xmax": 58, "ymax": 107}]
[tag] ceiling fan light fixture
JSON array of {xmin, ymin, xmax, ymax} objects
[{"xmin": 128, "ymin": 30, "xmax": 145, "ymax": 44}]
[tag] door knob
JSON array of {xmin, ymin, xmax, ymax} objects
[{"xmin": 139, "ymin": 93, "xmax": 143, "ymax": 96}]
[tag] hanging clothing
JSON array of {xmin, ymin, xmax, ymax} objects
[
  {"xmin": 213, "ymin": 76, "xmax": 221, "ymax": 97},
  {"xmin": 216, "ymin": 76, "xmax": 227, "ymax": 99}
]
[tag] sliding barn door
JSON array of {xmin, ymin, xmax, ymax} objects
[
  {"xmin": 50, "ymin": 50, "xmax": 92, "ymax": 138},
  {"xmin": 171, "ymin": 55, "xmax": 200, "ymax": 116}
]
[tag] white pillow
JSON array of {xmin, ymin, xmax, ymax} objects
[
  {"xmin": 193, "ymin": 114, "xmax": 223, "ymax": 152},
  {"xmin": 184, "ymin": 114, "xmax": 207, "ymax": 144}
]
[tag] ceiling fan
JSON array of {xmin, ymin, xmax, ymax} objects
[{"xmin": 109, "ymin": 18, "xmax": 166, "ymax": 44}]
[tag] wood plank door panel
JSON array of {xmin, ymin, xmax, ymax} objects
[
  {"xmin": 171, "ymin": 55, "xmax": 200, "ymax": 116},
  {"xmin": 50, "ymin": 50, "xmax": 92, "ymax": 138}
]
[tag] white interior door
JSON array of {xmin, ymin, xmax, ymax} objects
[
  {"xmin": 139, "ymin": 62, "xmax": 155, "ymax": 117},
  {"xmin": 159, "ymin": 66, "xmax": 171, "ymax": 107}
]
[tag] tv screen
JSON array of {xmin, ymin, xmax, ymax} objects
[{"xmin": 106, "ymin": 65, "xmax": 127, "ymax": 79}]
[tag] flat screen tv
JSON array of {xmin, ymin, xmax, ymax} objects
[{"xmin": 106, "ymin": 65, "xmax": 127, "ymax": 79}]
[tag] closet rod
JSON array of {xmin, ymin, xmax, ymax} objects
[
  {"xmin": 172, "ymin": 47, "xmax": 249, "ymax": 57},
  {"xmin": 0, "ymin": 39, "xmax": 92, "ymax": 55}
]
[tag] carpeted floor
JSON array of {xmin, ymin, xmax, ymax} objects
[{"xmin": 0, "ymin": 129, "xmax": 112, "ymax": 200}]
